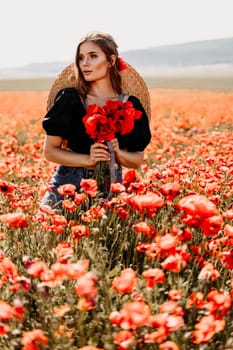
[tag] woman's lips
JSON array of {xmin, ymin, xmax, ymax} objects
[{"xmin": 83, "ymin": 70, "xmax": 92, "ymax": 75}]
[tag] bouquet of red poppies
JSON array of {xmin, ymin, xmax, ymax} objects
[
  {"xmin": 83, "ymin": 99, "xmax": 142, "ymax": 196},
  {"xmin": 83, "ymin": 99, "xmax": 142, "ymax": 142}
]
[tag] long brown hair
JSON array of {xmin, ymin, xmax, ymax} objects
[{"xmin": 75, "ymin": 32, "xmax": 122, "ymax": 97}]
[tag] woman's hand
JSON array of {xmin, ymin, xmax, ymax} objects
[
  {"xmin": 90, "ymin": 142, "xmax": 110, "ymax": 165},
  {"xmin": 109, "ymin": 138, "xmax": 144, "ymax": 169},
  {"xmin": 110, "ymin": 138, "xmax": 120, "ymax": 154}
]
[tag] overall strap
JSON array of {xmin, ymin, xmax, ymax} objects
[{"xmin": 118, "ymin": 93, "xmax": 129, "ymax": 102}]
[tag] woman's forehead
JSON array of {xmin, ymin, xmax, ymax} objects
[{"xmin": 79, "ymin": 41, "xmax": 103, "ymax": 54}]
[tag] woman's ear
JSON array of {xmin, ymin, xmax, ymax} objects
[{"xmin": 110, "ymin": 54, "xmax": 117, "ymax": 66}]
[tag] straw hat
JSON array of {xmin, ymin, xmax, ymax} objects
[{"xmin": 46, "ymin": 60, "xmax": 151, "ymax": 119}]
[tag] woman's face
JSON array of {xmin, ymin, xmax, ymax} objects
[{"xmin": 78, "ymin": 41, "xmax": 112, "ymax": 82}]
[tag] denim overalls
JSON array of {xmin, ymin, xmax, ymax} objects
[{"xmin": 41, "ymin": 94, "xmax": 127, "ymax": 210}]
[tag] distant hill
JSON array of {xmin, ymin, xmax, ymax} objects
[
  {"xmin": 0, "ymin": 37, "xmax": 233, "ymax": 79},
  {"xmin": 123, "ymin": 37, "xmax": 233, "ymax": 66}
]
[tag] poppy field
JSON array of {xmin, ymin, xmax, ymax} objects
[{"xmin": 0, "ymin": 88, "xmax": 233, "ymax": 350}]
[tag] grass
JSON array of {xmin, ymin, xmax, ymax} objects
[
  {"xmin": 145, "ymin": 76, "xmax": 233, "ymax": 91},
  {"xmin": 0, "ymin": 76, "xmax": 233, "ymax": 91}
]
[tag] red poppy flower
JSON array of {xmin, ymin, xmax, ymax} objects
[
  {"xmin": 116, "ymin": 207, "xmax": 129, "ymax": 220},
  {"xmin": 143, "ymin": 242, "xmax": 160, "ymax": 259},
  {"xmin": 62, "ymin": 199, "xmax": 76, "ymax": 212},
  {"xmin": 13, "ymin": 298, "xmax": 26, "ymax": 322},
  {"xmin": 51, "ymin": 259, "xmax": 89, "ymax": 280},
  {"xmin": 159, "ymin": 301, "xmax": 184, "ymax": 317},
  {"xmin": 206, "ymin": 289, "xmax": 232, "ymax": 315},
  {"xmin": 57, "ymin": 183, "xmax": 76, "ymax": 197},
  {"xmin": 0, "ymin": 255, "xmax": 18, "ymax": 280},
  {"xmin": 10, "ymin": 276, "xmax": 31, "ymax": 293},
  {"xmin": 192, "ymin": 315, "xmax": 225, "ymax": 344},
  {"xmin": 161, "ymin": 254, "xmax": 187, "ymax": 272},
  {"xmin": 136, "ymin": 242, "xmax": 151, "ymax": 253},
  {"xmin": 111, "ymin": 301, "xmax": 151, "ymax": 329},
  {"xmin": 53, "ymin": 242, "xmax": 74, "ymax": 263},
  {"xmin": 159, "ymin": 182, "xmax": 181, "ymax": 202},
  {"xmin": 0, "ymin": 301, "xmax": 15, "ymax": 321},
  {"xmin": 0, "ymin": 323, "xmax": 11, "ymax": 335},
  {"xmin": 21, "ymin": 329, "xmax": 48, "ymax": 349},
  {"xmin": 168, "ymin": 289, "xmax": 183, "ymax": 301},
  {"xmin": 27, "ymin": 260, "xmax": 48, "ymax": 278},
  {"xmin": 176, "ymin": 194, "xmax": 217, "ymax": 225},
  {"xmin": 200, "ymin": 215, "xmax": 224, "ymax": 236},
  {"xmin": 142, "ymin": 268, "xmax": 165, "ymax": 288},
  {"xmin": 117, "ymin": 57, "xmax": 128, "ymax": 71},
  {"xmin": 187, "ymin": 292, "xmax": 205, "ymax": 309},
  {"xmin": 223, "ymin": 223, "xmax": 233, "ymax": 236},
  {"xmin": 159, "ymin": 341, "xmax": 179, "ymax": 350},
  {"xmin": 171, "ymin": 225, "xmax": 193, "ymax": 242},
  {"xmin": 71, "ymin": 224, "xmax": 90, "ymax": 240},
  {"xmin": 123, "ymin": 169, "xmax": 141, "ymax": 187},
  {"xmin": 75, "ymin": 271, "xmax": 98, "ymax": 298},
  {"xmin": 222, "ymin": 209, "xmax": 233, "ymax": 220},
  {"xmin": 133, "ymin": 222, "xmax": 157, "ymax": 238},
  {"xmin": 74, "ymin": 192, "xmax": 87, "ymax": 205},
  {"xmin": 77, "ymin": 297, "xmax": 97, "ymax": 311},
  {"xmin": 107, "ymin": 194, "xmax": 129, "ymax": 219},
  {"xmin": 219, "ymin": 251, "xmax": 233, "ymax": 269},
  {"xmin": 110, "ymin": 182, "xmax": 126, "ymax": 193},
  {"xmin": 131, "ymin": 292, "xmax": 145, "ymax": 302},
  {"xmin": 147, "ymin": 313, "xmax": 168, "ymax": 328},
  {"xmin": 80, "ymin": 178, "xmax": 98, "ymax": 197},
  {"xmin": 158, "ymin": 234, "xmax": 177, "ymax": 256},
  {"xmin": 53, "ymin": 304, "xmax": 71, "ymax": 317},
  {"xmin": 81, "ymin": 205, "xmax": 106, "ymax": 223},
  {"xmin": 0, "ymin": 179, "xmax": 16, "ymax": 194},
  {"xmin": 198, "ymin": 262, "xmax": 220, "ymax": 281},
  {"xmin": 127, "ymin": 191, "xmax": 165, "ymax": 213},
  {"xmin": 51, "ymin": 214, "xmax": 67, "ymax": 226},
  {"xmin": 166, "ymin": 315, "xmax": 184, "ymax": 332},
  {"xmin": 49, "ymin": 224, "xmax": 65, "ymax": 234},
  {"xmin": 83, "ymin": 112, "xmax": 115, "ymax": 142},
  {"xmin": 114, "ymin": 330, "xmax": 135, "ymax": 350},
  {"xmin": 112, "ymin": 268, "xmax": 137, "ymax": 294},
  {"xmin": 39, "ymin": 204, "xmax": 56, "ymax": 215},
  {"xmin": 0, "ymin": 212, "xmax": 28, "ymax": 228},
  {"xmin": 144, "ymin": 327, "xmax": 169, "ymax": 344},
  {"xmin": 127, "ymin": 181, "xmax": 146, "ymax": 194}
]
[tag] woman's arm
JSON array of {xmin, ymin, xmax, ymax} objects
[
  {"xmin": 43, "ymin": 135, "xmax": 111, "ymax": 169},
  {"xmin": 110, "ymin": 138, "xmax": 144, "ymax": 169}
]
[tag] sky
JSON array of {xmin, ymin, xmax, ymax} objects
[{"xmin": 0, "ymin": 0, "xmax": 233, "ymax": 68}]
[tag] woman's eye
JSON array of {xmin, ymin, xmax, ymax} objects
[
  {"xmin": 79, "ymin": 56, "xmax": 84, "ymax": 61},
  {"xmin": 90, "ymin": 54, "xmax": 97, "ymax": 58}
]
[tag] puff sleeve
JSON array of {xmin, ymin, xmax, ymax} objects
[
  {"xmin": 42, "ymin": 88, "xmax": 74, "ymax": 139},
  {"xmin": 118, "ymin": 96, "xmax": 151, "ymax": 152}
]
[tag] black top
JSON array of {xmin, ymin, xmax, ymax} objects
[{"xmin": 42, "ymin": 88, "xmax": 151, "ymax": 154}]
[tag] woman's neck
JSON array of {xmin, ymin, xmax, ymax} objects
[
  {"xmin": 87, "ymin": 80, "xmax": 117, "ymax": 99},
  {"xmin": 86, "ymin": 81, "xmax": 118, "ymax": 106},
  {"xmin": 86, "ymin": 93, "xmax": 118, "ymax": 107}
]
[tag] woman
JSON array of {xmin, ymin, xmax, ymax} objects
[{"xmin": 42, "ymin": 32, "xmax": 151, "ymax": 209}]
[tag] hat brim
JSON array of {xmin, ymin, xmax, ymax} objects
[{"xmin": 46, "ymin": 61, "xmax": 151, "ymax": 119}]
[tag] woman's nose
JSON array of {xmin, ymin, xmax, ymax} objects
[{"xmin": 82, "ymin": 57, "xmax": 89, "ymax": 65}]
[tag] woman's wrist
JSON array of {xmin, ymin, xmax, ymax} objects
[
  {"xmin": 84, "ymin": 154, "xmax": 96, "ymax": 169},
  {"xmin": 115, "ymin": 149, "xmax": 144, "ymax": 169},
  {"xmin": 115, "ymin": 149, "xmax": 126, "ymax": 166}
]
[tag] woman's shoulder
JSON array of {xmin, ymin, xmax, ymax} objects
[
  {"xmin": 127, "ymin": 95, "xmax": 142, "ymax": 104},
  {"xmin": 55, "ymin": 87, "xmax": 80, "ymax": 102},
  {"xmin": 127, "ymin": 95, "xmax": 146, "ymax": 112}
]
